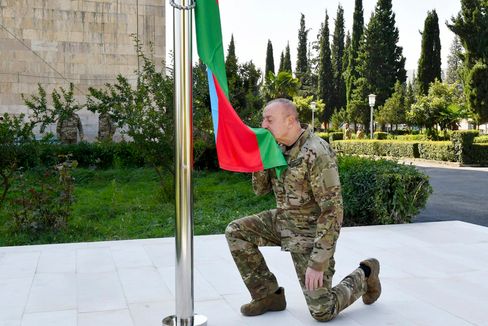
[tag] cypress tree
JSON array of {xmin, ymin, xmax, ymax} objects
[
  {"xmin": 265, "ymin": 39, "xmax": 275, "ymax": 77},
  {"xmin": 354, "ymin": 0, "xmax": 406, "ymax": 107},
  {"xmin": 296, "ymin": 14, "xmax": 309, "ymax": 84},
  {"xmin": 283, "ymin": 43, "xmax": 292, "ymax": 73},
  {"xmin": 225, "ymin": 35, "xmax": 243, "ymax": 110},
  {"xmin": 448, "ymin": 0, "xmax": 488, "ymax": 123},
  {"xmin": 318, "ymin": 11, "xmax": 334, "ymax": 123},
  {"xmin": 445, "ymin": 36, "xmax": 464, "ymax": 85},
  {"xmin": 278, "ymin": 51, "xmax": 285, "ymax": 73},
  {"xmin": 345, "ymin": 0, "xmax": 364, "ymax": 106},
  {"xmin": 417, "ymin": 10, "xmax": 442, "ymax": 95},
  {"xmin": 331, "ymin": 4, "xmax": 346, "ymax": 111}
]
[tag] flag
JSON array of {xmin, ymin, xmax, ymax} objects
[{"xmin": 195, "ymin": 0, "xmax": 287, "ymax": 177}]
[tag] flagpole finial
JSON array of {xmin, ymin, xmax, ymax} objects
[{"xmin": 170, "ymin": 0, "xmax": 196, "ymax": 10}]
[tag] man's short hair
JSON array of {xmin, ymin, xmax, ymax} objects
[{"xmin": 265, "ymin": 98, "xmax": 299, "ymax": 122}]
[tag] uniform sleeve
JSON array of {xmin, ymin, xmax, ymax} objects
[
  {"xmin": 252, "ymin": 170, "xmax": 272, "ymax": 196},
  {"xmin": 307, "ymin": 154, "xmax": 343, "ymax": 272}
]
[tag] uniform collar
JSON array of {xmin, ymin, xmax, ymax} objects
[{"xmin": 283, "ymin": 124, "xmax": 312, "ymax": 160}]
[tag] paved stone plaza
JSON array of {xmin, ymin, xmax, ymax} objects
[{"xmin": 0, "ymin": 221, "xmax": 487, "ymax": 325}]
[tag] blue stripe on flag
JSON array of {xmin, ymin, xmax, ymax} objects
[{"xmin": 207, "ymin": 68, "xmax": 219, "ymax": 140}]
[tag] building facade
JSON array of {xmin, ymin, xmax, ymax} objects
[{"xmin": 0, "ymin": 0, "xmax": 165, "ymax": 140}]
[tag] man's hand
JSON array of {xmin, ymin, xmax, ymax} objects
[{"xmin": 305, "ymin": 267, "xmax": 323, "ymax": 291}]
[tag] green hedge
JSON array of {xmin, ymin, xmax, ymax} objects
[
  {"xmin": 332, "ymin": 140, "xmax": 419, "ymax": 158},
  {"xmin": 7, "ymin": 141, "xmax": 220, "ymax": 171},
  {"xmin": 316, "ymin": 132, "xmax": 330, "ymax": 142},
  {"xmin": 474, "ymin": 135, "xmax": 488, "ymax": 143},
  {"xmin": 417, "ymin": 141, "xmax": 457, "ymax": 162},
  {"xmin": 339, "ymin": 156, "xmax": 432, "ymax": 225},
  {"xmin": 329, "ymin": 132, "xmax": 344, "ymax": 142},
  {"xmin": 374, "ymin": 131, "xmax": 388, "ymax": 140},
  {"xmin": 464, "ymin": 144, "xmax": 488, "ymax": 165}
]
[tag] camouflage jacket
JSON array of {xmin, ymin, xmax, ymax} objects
[{"xmin": 252, "ymin": 125, "xmax": 343, "ymax": 272}]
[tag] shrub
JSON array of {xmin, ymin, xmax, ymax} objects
[
  {"xmin": 451, "ymin": 130, "xmax": 480, "ymax": 164},
  {"xmin": 8, "ymin": 156, "xmax": 77, "ymax": 233},
  {"xmin": 474, "ymin": 135, "xmax": 488, "ymax": 143},
  {"xmin": 464, "ymin": 144, "xmax": 488, "ymax": 165},
  {"xmin": 395, "ymin": 134, "xmax": 427, "ymax": 141},
  {"xmin": 332, "ymin": 140, "xmax": 419, "ymax": 158},
  {"xmin": 329, "ymin": 132, "xmax": 344, "ymax": 142},
  {"xmin": 316, "ymin": 132, "xmax": 330, "ymax": 143},
  {"xmin": 338, "ymin": 156, "xmax": 432, "ymax": 226},
  {"xmin": 374, "ymin": 131, "xmax": 388, "ymax": 140},
  {"xmin": 417, "ymin": 141, "xmax": 456, "ymax": 162}
]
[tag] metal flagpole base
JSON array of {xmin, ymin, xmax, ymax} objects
[{"xmin": 162, "ymin": 314, "xmax": 207, "ymax": 326}]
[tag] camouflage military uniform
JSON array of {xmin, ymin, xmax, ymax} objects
[
  {"xmin": 97, "ymin": 112, "xmax": 115, "ymax": 141},
  {"xmin": 225, "ymin": 125, "xmax": 367, "ymax": 321},
  {"xmin": 343, "ymin": 126, "xmax": 353, "ymax": 140},
  {"xmin": 56, "ymin": 112, "xmax": 83, "ymax": 144}
]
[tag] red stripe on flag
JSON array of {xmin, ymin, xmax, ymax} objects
[{"xmin": 212, "ymin": 74, "xmax": 264, "ymax": 172}]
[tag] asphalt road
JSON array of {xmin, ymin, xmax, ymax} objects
[{"xmin": 413, "ymin": 166, "xmax": 488, "ymax": 227}]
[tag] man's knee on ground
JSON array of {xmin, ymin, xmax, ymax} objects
[
  {"xmin": 225, "ymin": 221, "xmax": 240, "ymax": 240},
  {"xmin": 309, "ymin": 309, "xmax": 335, "ymax": 322}
]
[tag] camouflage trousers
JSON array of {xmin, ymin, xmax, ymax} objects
[{"xmin": 225, "ymin": 209, "xmax": 367, "ymax": 322}]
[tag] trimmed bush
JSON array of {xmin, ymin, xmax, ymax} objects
[
  {"xmin": 417, "ymin": 141, "xmax": 456, "ymax": 162},
  {"xmin": 339, "ymin": 156, "xmax": 432, "ymax": 225},
  {"xmin": 464, "ymin": 144, "xmax": 488, "ymax": 165},
  {"xmin": 451, "ymin": 130, "xmax": 480, "ymax": 164},
  {"xmin": 332, "ymin": 140, "xmax": 419, "ymax": 158},
  {"xmin": 316, "ymin": 132, "xmax": 330, "ymax": 143},
  {"xmin": 474, "ymin": 135, "xmax": 488, "ymax": 143},
  {"xmin": 329, "ymin": 132, "xmax": 344, "ymax": 142},
  {"xmin": 374, "ymin": 131, "xmax": 388, "ymax": 140},
  {"xmin": 395, "ymin": 134, "xmax": 428, "ymax": 141}
]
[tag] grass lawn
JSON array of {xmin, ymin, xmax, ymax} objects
[{"xmin": 0, "ymin": 168, "xmax": 275, "ymax": 246}]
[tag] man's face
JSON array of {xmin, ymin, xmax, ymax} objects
[{"xmin": 261, "ymin": 104, "xmax": 290, "ymax": 144}]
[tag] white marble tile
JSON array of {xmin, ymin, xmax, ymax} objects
[
  {"xmin": 129, "ymin": 301, "xmax": 174, "ymax": 326},
  {"xmin": 0, "ymin": 252, "xmax": 40, "ymax": 279},
  {"xmin": 118, "ymin": 267, "xmax": 173, "ymax": 303},
  {"xmin": 36, "ymin": 250, "xmax": 76, "ymax": 273},
  {"xmin": 76, "ymin": 247, "xmax": 115, "ymax": 273},
  {"xmin": 21, "ymin": 310, "xmax": 76, "ymax": 326},
  {"xmin": 25, "ymin": 273, "xmax": 76, "ymax": 313},
  {"xmin": 0, "ymin": 277, "xmax": 33, "ymax": 321},
  {"xmin": 158, "ymin": 266, "xmax": 221, "ymax": 301},
  {"xmin": 0, "ymin": 321, "xmax": 21, "ymax": 326},
  {"xmin": 111, "ymin": 245, "xmax": 153, "ymax": 269},
  {"xmin": 194, "ymin": 258, "xmax": 247, "ymax": 295},
  {"xmin": 143, "ymin": 243, "xmax": 175, "ymax": 268},
  {"xmin": 0, "ymin": 221, "xmax": 487, "ymax": 326},
  {"xmin": 78, "ymin": 309, "xmax": 133, "ymax": 326},
  {"xmin": 77, "ymin": 272, "xmax": 127, "ymax": 313}
]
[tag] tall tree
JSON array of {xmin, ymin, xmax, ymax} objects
[
  {"xmin": 265, "ymin": 39, "xmax": 275, "ymax": 77},
  {"xmin": 342, "ymin": 31, "xmax": 351, "ymax": 81},
  {"xmin": 350, "ymin": 0, "xmax": 407, "ymax": 127},
  {"xmin": 445, "ymin": 36, "xmax": 464, "ymax": 85},
  {"xmin": 317, "ymin": 11, "xmax": 334, "ymax": 123},
  {"xmin": 296, "ymin": 14, "xmax": 309, "ymax": 85},
  {"xmin": 448, "ymin": 0, "xmax": 488, "ymax": 123},
  {"xmin": 278, "ymin": 51, "xmax": 285, "ymax": 73},
  {"xmin": 283, "ymin": 42, "xmax": 292, "ymax": 73},
  {"xmin": 239, "ymin": 60, "xmax": 263, "ymax": 124},
  {"xmin": 225, "ymin": 35, "xmax": 242, "ymax": 109},
  {"xmin": 345, "ymin": 0, "xmax": 364, "ymax": 107},
  {"xmin": 417, "ymin": 10, "xmax": 442, "ymax": 95},
  {"xmin": 331, "ymin": 4, "xmax": 346, "ymax": 111}
]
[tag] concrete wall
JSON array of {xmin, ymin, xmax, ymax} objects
[{"xmin": 0, "ymin": 0, "xmax": 165, "ymax": 141}]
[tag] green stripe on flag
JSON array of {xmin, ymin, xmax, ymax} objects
[
  {"xmin": 195, "ymin": 0, "xmax": 229, "ymax": 97},
  {"xmin": 250, "ymin": 127, "xmax": 287, "ymax": 178}
]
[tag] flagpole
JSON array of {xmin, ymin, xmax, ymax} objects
[{"xmin": 163, "ymin": 0, "xmax": 207, "ymax": 325}]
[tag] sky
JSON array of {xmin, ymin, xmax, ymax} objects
[{"xmin": 166, "ymin": 0, "xmax": 462, "ymax": 74}]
